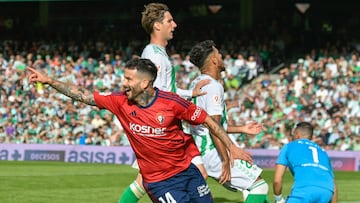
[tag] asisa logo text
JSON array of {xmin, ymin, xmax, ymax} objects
[{"xmin": 129, "ymin": 122, "xmax": 166, "ymax": 136}]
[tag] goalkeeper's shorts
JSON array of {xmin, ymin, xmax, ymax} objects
[{"xmin": 287, "ymin": 186, "xmax": 333, "ymax": 203}]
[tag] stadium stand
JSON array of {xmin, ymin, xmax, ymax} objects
[{"xmin": 0, "ymin": 0, "xmax": 359, "ymax": 151}]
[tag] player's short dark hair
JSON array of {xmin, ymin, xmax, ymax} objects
[
  {"xmin": 125, "ymin": 58, "xmax": 157, "ymax": 84},
  {"xmin": 141, "ymin": 3, "xmax": 169, "ymax": 34},
  {"xmin": 294, "ymin": 122, "xmax": 314, "ymax": 139},
  {"xmin": 189, "ymin": 40, "xmax": 216, "ymax": 69}
]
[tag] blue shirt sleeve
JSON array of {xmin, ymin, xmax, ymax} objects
[{"xmin": 276, "ymin": 144, "xmax": 289, "ymax": 166}]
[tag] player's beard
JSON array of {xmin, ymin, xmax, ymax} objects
[
  {"xmin": 219, "ymin": 62, "xmax": 226, "ymax": 72},
  {"xmin": 125, "ymin": 85, "xmax": 143, "ymax": 102}
]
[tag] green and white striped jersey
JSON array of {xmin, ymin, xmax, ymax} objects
[
  {"xmin": 141, "ymin": 44, "xmax": 192, "ymax": 98},
  {"xmin": 190, "ymin": 74, "xmax": 228, "ymax": 155}
]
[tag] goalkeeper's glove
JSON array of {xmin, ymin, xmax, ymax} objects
[{"xmin": 274, "ymin": 194, "xmax": 285, "ymax": 203}]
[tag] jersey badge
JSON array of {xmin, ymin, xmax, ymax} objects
[{"xmin": 156, "ymin": 113, "xmax": 165, "ymax": 125}]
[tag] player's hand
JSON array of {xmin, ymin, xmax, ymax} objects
[
  {"xmin": 27, "ymin": 66, "xmax": 51, "ymax": 84},
  {"xmin": 274, "ymin": 197, "xmax": 285, "ymax": 203},
  {"xmin": 218, "ymin": 160, "xmax": 231, "ymax": 184},
  {"xmin": 241, "ymin": 122, "xmax": 263, "ymax": 135},
  {"xmin": 228, "ymin": 144, "xmax": 253, "ymax": 166},
  {"xmin": 192, "ymin": 79, "xmax": 211, "ymax": 97}
]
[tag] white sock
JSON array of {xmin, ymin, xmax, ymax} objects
[
  {"xmin": 247, "ymin": 179, "xmax": 269, "ymax": 194},
  {"xmin": 129, "ymin": 180, "xmax": 146, "ymax": 199},
  {"xmin": 242, "ymin": 189, "xmax": 249, "ymax": 201}
]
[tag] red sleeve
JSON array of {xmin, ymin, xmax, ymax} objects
[
  {"xmin": 176, "ymin": 99, "xmax": 208, "ymax": 125},
  {"xmin": 94, "ymin": 91, "xmax": 125, "ymax": 114}
]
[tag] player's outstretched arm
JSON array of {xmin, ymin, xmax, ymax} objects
[
  {"xmin": 27, "ymin": 66, "xmax": 96, "ymax": 106},
  {"xmin": 203, "ymin": 115, "xmax": 253, "ymax": 165},
  {"xmin": 227, "ymin": 121, "xmax": 263, "ymax": 135},
  {"xmin": 273, "ymin": 164, "xmax": 286, "ymax": 203}
]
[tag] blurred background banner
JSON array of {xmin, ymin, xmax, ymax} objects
[
  {"xmin": 1, "ymin": 144, "xmax": 359, "ymax": 171},
  {"xmin": 0, "ymin": 144, "xmax": 136, "ymax": 165}
]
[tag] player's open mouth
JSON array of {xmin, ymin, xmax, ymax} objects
[{"xmin": 124, "ymin": 88, "xmax": 131, "ymax": 96}]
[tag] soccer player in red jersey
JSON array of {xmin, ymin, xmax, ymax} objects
[
  {"xmin": 121, "ymin": 3, "xmax": 210, "ymax": 202},
  {"xmin": 27, "ymin": 58, "xmax": 253, "ymax": 202}
]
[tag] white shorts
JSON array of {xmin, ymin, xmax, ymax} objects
[
  {"xmin": 131, "ymin": 155, "xmax": 204, "ymax": 170},
  {"xmin": 191, "ymin": 155, "xmax": 203, "ymax": 165},
  {"xmin": 203, "ymin": 149, "xmax": 262, "ymax": 190}
]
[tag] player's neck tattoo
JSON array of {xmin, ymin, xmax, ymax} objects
[{"xmin": 138, "ymin": 89, "xmax": 155, "ymax": 106}]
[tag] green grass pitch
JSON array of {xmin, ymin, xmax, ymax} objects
[{"xmin": 0, "ymin": 161, "xmax": 359, "ymax": 203}]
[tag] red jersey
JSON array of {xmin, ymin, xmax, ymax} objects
[{"xmin": 94, "ymin": 89, "xmax": 207, "ymax": 182}]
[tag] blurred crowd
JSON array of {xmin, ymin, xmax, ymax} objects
[
  {"xmin": 222, "ymin": 51, "xmax": 360, "ymax": 151},
  {"xmin": 0, "ymin": 39, "xmax": 359, "ymax": 151}
]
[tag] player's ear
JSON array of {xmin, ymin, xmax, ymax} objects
[
  {"xmin": 209, "ymin": 53, "xmax": 217, "ymax": 65},
  {"xmin": 154, "ymin": 21, "xmax": 161, "ymax": 31},
  {"xmin": 141, "ymin": 78, "xmax": 151, "ymax": 90}
]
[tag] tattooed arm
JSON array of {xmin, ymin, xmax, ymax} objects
[
  {"xmin": 27, "ymin": 66, "xmax": 96, "ymax": 106},
  {"xmin": 49, "ymin": 78, "xmax": 96, "ymax": 106},
  {"xmin": 203, "ymin": 115, "xmax": 253, "ymax": 165},
  {"xmin": 208, "ymin": 114, "xmax": 231, "ymax": 184}
]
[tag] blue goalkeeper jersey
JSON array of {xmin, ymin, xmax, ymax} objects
[{"xmin": 276, "ymin": 138, "xmax": 334, "ymax": 192}]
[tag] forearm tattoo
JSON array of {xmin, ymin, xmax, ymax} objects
[
  {"xmin": 207, "ymin": 117, "xmax": 233, "ymax": 148},
  {"xmin": 50, "ymin": 79, "xmax": 96, "ymax": 106}
]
